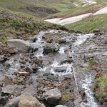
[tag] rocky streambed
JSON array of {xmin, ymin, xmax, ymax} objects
[{"xmin": 0, "ymin": 29, "xmax": 106, "ymax": 107}]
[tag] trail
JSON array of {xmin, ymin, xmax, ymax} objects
[{"xmin": 45, "ymin": 6, "xmax": 107, "ymax": 25}]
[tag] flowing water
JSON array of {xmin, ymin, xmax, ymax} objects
[
  {"xmin": 1, "ymin": 30, "xmax": 100, "ymax": 107},
  {"xmin": 80, "ymin": 72, "xmax": 98, "ymax": 107},
  {"xmin": 73, "ymin": 33, "xmax": 99, "ymax": 107},
  {"xmin": 31, "ymin": 30, "xmax": 99, "ymax": 107}
]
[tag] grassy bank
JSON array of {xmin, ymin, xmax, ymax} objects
[
  {"xmin": 0, "ymin": 9, "xmax": 68, "ymax": 42},
  {"xmin": 95, "ymin": 74, "xmax": 107, "ymax": 104},
  {"xmin": 65, "ymin": 14, "xmax": 107, "ymax": 33},
  {"xmin": 0, "ymin": 0, "xmax": 106, "ymax": 19}
]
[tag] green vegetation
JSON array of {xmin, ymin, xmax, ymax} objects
[
  {"xmin": 0, "ymin": 9, "xmax": 68, "ymax": 42},
  {"xmin": 87, "ymin": 59, "xmax": 97, "ymax": 70},
  {"xmin": 61, "ymin": 91, "xmax": 74, "ymax": 103},
  {"xmin": 0, "ymin": 0, "xmax": 107, "ymax": 41},
  {"xmin": 65, "ymin": 14, "xmax": 107, "ymax": 33},
  {"xmin": 0, "ymin": 0, "xmax": 106, "ymax": 18},
  {"xmin": 95, "ymin": 74, "xmax": 107, "ymax": 103}
]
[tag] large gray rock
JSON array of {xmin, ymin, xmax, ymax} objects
[
  {"xmin": 43, "ymin": 88, "xmax": 62, "ymax": 105},
  {"xmin": 19, "ymin": 95, "xmax": 45, "ymax": 107},
  {"xmin": 7, "ymin": 39, "xmax": 30, "ymax": 52}
]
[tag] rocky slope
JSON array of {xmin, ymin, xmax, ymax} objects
[{"xmin": 0, "ymin": 29, "xmax": 107, "ymax": 107}]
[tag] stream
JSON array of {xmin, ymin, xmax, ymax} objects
[
  {"xmin": 0, "ymin": 30, "xmax": 100, "ymax": 107},
  {"xmin": 32, "ymin": 30, "xmax": 99, "ymax": 107}
]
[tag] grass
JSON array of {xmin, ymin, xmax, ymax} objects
[
  {"xmin": 65, "ymin": 14, "xmax": 107, "ymax": 33},
  {"xmin": 0, "ymin": 9, "xmax": 68, "ymax": 42},
  {"xmin": 0, "ymin": 0, "xmax": 106, "ymax": 19},
  {"xmin": 60, "ymin": 91, "xmax": 74, "ymax": 104},
  {"xmin": 87, "ymin": 59, "xmax": 97, "ymax": 70},
  {"xmin": 0, "ymin": 0, "xmax": 107, "ymax": 42},
  {"xmin": 95, "ymin": 74, "xmax": 107, "ymax": 103}
]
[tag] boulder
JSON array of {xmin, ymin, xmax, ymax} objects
[
  {"xmin": 43, "ymin": 43, "xmax": 59, "ymax": 54},
  {"xmin": 19, "ymin": 95, "xmax": 45, "ymax": 107},
  {"xmin": 7, "ymin": 39, "xmax": 30, "ymax": 52},
  {"xmin": 43, "ymin": 88, "xmax": 62, "ymax": 105}
]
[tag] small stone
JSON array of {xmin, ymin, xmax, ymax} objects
[{"xmin": 18, "ymin": 71, "xmax": 30, "ymax": 76}]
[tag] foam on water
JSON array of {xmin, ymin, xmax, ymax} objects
[
  {"xmin": 6, "ymin": 57, "xmax": 20, "ymax": 74},
  {"xmin": 74, "ymin": 33, "xmax": 94, "ymax": 46},
  {"xmin": 59, "ymin": 47, "xmax": 65, "ymax": 54},
  {"xmin": 50, "ymin": 60, "xmax": 72, "ymax": 76},
  {"xmin": 80, "ymin": 73, "xmax": 98, "ymax": 107}
]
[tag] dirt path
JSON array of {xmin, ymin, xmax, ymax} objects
[
  {"xmin": 94, "ymin": 6, "xmax": 107, "ymax": 15},
  {"xmin": 45, "ymin": 13, "xmax": 92, "ymax": 25},
  {"xmin": 45, "ymin": 6, "xmax": 107, "ymax": 25}
]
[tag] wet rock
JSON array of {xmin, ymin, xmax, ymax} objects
[
  {"xmin": 30, "ymin": 37, "xmax": 37, "ymax": 43},
  {"xmin": 54, "ymin": 66, "xmax": 67, "ymax": 73},
  {"xmin": 104, "ymin": 96, "xmax": 107, "ymax": 102},
  {"xmin": 43, "ymin": 73, "xmax": 58, "ymax": 82},
  {"xmin": 55, "ymin": 105, "xmax": 68, "ymax": 107},
  {"xmin": 0, "ymin": 96, "xmax": 8, "ymax": 105},
  {"xmin": 24, "ymin": 66, "xmax": 33, "ymax": 74},
  {"xmin": 60, "ymin": 58, "xmax": 73, "ymax": 64},
  {"xmin": 0, "ymin": 55, "xmax": 7, "ymax": 62},
  {"xmin": 7, "ymin": 39, "xmax": 30, "ymax": 52},
  {"xmin": 32, "ymin": 64, "xmax": 38, "ymax": 73},
  {"xmin": 43, "ymin": 88, "xmax": 62, "ymax": 105},
  {"xmin": 103, "ymin": 102, "xmax": 107, "ymax": 107},
  {"xmin": 65, "ymin": 100, "xmax": 75, "ymax": 107},
  {"xmin": 29, "ymin": 75, "xmax": 38, "ymax": 86},
  {"xmin": 19, "ymin": 95, "xmax": 45, "ymax": 107},
  {"xmin": 5, "ymin": 96, "xmax": 20, "ymax": 107},
  {"xmin": 29, "ymin": 43, "xmax": 40, "ymax": 51},
  {"xmin": 93, "ymin": 29, "xmax": 103, "ymax": 35},
  {"xmin": 43, "ymin": 43, "xmax": 59, "ymax": 54},
  {"xmin": 58, "ymin": 38, "xmax": 67, "ymax": 44},
  {"xmin": 0, "ymin": 64, "xmax": 4, "ymax": 73}
]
